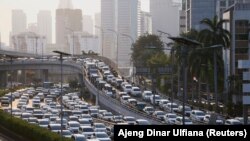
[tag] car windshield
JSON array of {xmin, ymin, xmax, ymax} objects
[
  {"xmin": 51, "ymin": 125, "xmax": 61, "ymax": 130},
  {"xmin": 40, "ymin": 120, "xmax": 49, "ymax": 125},
  {"xmin": 125, "ymin": 117, "xmax": 135, "ymax": 121},
  {"xmin": 95, "ymin": 124, "xmax": 105, "ymax": 128},
  {"xmin": 96, "ymin": 133, "xmax": 109, "ymax": 138},
  {"xmin": 147, "ymin": 108, "xmax": 154, "ymax": 111},
  {"xmin": 185, "ymin": 118, "xmax": 192, "ymax": 122},
  {"xmin": 105, "ymin": 113, "xmax": 113, "ymax": 116},
  {"xmin": 196, "ymin": 112, "xmax": 205, "ymax": 116},
  {"xmin": 70, "ymin": 123, "xmax": 80, "ymax": 127},
  {"xmin": 171, "ymin": 105, "xmax": 178, "ymax": 108},
  {"xmin": 79, "ymin": 120, "xmax": 90, "ymax": 124},
  {"xmin": 62, "ymin": 130, "xmax": 71, "ymax": 136},
  {"xmin": 168, "ymin": 115, "xmax": 176, "ymax": 118},
  {"xmin": 232, "ymin": 121, "xmax": 242, "ymax": 125},
  {"xmin": 157, "ymin": 112, "xmax": 165, "ymax": 115},
  {"xmin": 134, "ymin": 88, "xmax": 140, "ymax": 91},
  {"xmin": 83, "ymin": 128, "xmax": 94, "ymax": 132},
  {"xmin": 126, "ymin": 86, "xmax": 132, "ymax": 89},
  {"xmin": 75, "ymin": 137, "xmax": 86, "ymax": 141}
]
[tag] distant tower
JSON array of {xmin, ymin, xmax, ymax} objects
[
  {"xmin": 58, "ymin": 0, "xmax": 73, "ymax": 9},
  {"xmin": 37, "ymin": 10, "xmax": 52, "ymax": 44},
  {"xmin": 56, "ymin": 0, "xmax": 82, "ymax": 53},
  {"xmin": 12, "ymin": 9, "xmax": 27, "ymax": 35}
]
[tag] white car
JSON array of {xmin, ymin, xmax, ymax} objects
[
  {"xmin": 131, "ymin": 87, "xmax": 142, "ymax": 97},
  {"xmin": 164, "ymin": 103, "xmax": 178, "ymax": 113},
  {"xmin": 142, "ymin": 91, "xmax": 152, "ymax": 102},
  {"xmin": 150, "ymin": 95, "xmax": 161, "ymax": 105},
  {"xmin": 120, "ymin": 95, "xmax": 131, "ymax": 104},
  {"xmin": 225, "ymin": 119, "xmax": 242, "ymax": 125},
  {"xmin": 152, "ymin": 111, "xmax": 165, "ymax": 120},
  {"xmin": 159, "ymin": 99, "xmax": 170, "ymax": 109},
  {"xmin": 122, "ymin": 84, "xmax": 132, "ymax": 94},
  {"xmin": 164, "ymin": 113, "xmax": 177, "ymax": 125},
  {"xmin": 143, "ymin": 106, "xmax": 155, "ymax": 115},
  {"xmin": 123, "ymin": 116, "xmax": 136, "ymax": 125},
  {"xmin": 175, "ymin": 116, "xmax": 193, "ymax": 125},
  {"xmin": 190, "ymin": 110, "xmax": 206, "ymax": 122},
  {"xmin": 177, "ymin": 105, "xmax": 192, "ymax": 116}
]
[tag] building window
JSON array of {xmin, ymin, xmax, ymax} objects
[
  {"xmin": 235, "ymin": 34, "xmax": 248, "ymax": 40},
  {"xmin": 220, "ymin": 0, "xmax": 226, "ymax": 7},
  {"xmin": 235, "ymin": 48, "xmax": 249, "ymax": 54}
]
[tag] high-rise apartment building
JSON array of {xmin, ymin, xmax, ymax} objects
[
  {"xmin": 150, "ymin": 0, "xmax": 180, "ymax": 42},
  {"xmin": 12, "ymin": 32, "xmax": 46, "ymax": 54},
  {"xmin": 12, "ymin": 10, "xmax": 27, "ymax": 35},
  {"xmin": 37, "ymin": 10, "xmax": 52, "ymax": 44}
]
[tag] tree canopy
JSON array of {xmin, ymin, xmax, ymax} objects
[{"xmin": 132, "ymin": 34, "xmax": 167, "ymax": 68}]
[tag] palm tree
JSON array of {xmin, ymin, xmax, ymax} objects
[{"xmin": 199, "ymin": 15, "xmax": 231, "ymax": 111}]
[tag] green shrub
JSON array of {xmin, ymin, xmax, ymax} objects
[{"xmin": 0, "ymin": 110, "xmax": 72, "ymax": 141}]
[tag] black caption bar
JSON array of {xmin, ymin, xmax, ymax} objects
[{"xmin": 114, "ymin": 125, "xmax": 250, "ymax": 141}]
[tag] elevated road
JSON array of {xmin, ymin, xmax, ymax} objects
[
  {"xmin": 0, "ymin": 59, "xmax": 162, "ymax": 124},
  {"xmin": 83, "ymin": 76, "xmax": 162, "ymax": 124}
]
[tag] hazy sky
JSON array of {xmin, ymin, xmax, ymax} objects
[
  {"xmin": 0, "ymin": 0, "xmax": 150, "ymax": 45},
  {"xmin": 0, "ymin": 0, "xmax": 181, "ymax": 45}
]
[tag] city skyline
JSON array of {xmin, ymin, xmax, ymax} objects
[{"xmin": 0, "ymin": 0, "xmax": 151, "ymax": 45}]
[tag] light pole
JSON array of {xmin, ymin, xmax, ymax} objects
[
  {"xmin": 196, "ymin": 44, "xmax": 224, "ymax": 112},
  {"xmin": 66, "ymin": 27, "xmax": 75, "ymax": 56},
  {"xmin": 168, "ymin": 36, "xmax": 201, "ymax": 125},
  {"xmin": 121, "ymin": 33, "xmax": 135, "ymax": 84},
  {"xmin": 158, "ymin": 30, "xmax": 176, "ymax": 113},
  {"xmin": 95, "ymin": 25, "xmax": 104, "ymax": 56},
  {"xmin": 52, "ymin": 50, "xmax": 70, "ymax": 136},
  {"xmin": 107, "ymin": 29, "xmax": 119, "ymax": 68}
]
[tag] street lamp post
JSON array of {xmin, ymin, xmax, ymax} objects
[
  {"xmin": 196, "ymin": 44, "xmax": 224, "ymax": 112},
  {"xmin": 95, "ymin": 26, "xmax": 104, "ymax": 56},
  {"xmin": 158, "ymin": 30, "xmax": 176, "ymax": 113},
  {"xmin": 52, "ymin": 50, "xmax": 70, "ymax": 136},
  {"xmin": 107, "ymin": 29, "xmax": 119, "ymax": 68},
  {"xmin": 168, "ymin": 36, "xmax": 201, "ymax": 125},
  {"xmin": 121, "ymin": 33, "xmax": 135, "ymax": 84}
]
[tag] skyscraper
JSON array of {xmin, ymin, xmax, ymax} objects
[
  {"xmin": 184, "ymin": 0, "xmax": 216, "ymax": 32},
  {"xmin": 116, "ymin": 0, "xmax": 141, "ymax": 68},
  {"xmin": 56, "ymin": 9, "xmax": 82, "ymax": 53},
  {"xmin": 37, "ymin": 10, "xmax": 52, "ymax": 44},
  {"xmin": 83, "ymin": 15, "xmax": 94, "ymax": 35},
  {"xmin": 150, "ymin": 0, "xmax": 180, "ymax": 42},
  {"xmin": 12, "ymin": 9, "xmax": 27, "ymax": 35},
  {"xmin": 101, "ymin": 0, "xmax": 116, "ymax": 61},
  {"xmin": 58, "ymin": 0, "xmax": 73, "ymax": 9},
  {"xmin": 94, "ymin": 13, "xmax": 101, "ymax": 36}
]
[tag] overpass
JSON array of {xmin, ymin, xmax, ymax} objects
[
  {"xmin": 0, "ymin": 51, "xmax": 161, "ymax": 124},
  {"xmin": 0, "ymin": 60, "xmax": 83, "ymax": 87}
]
